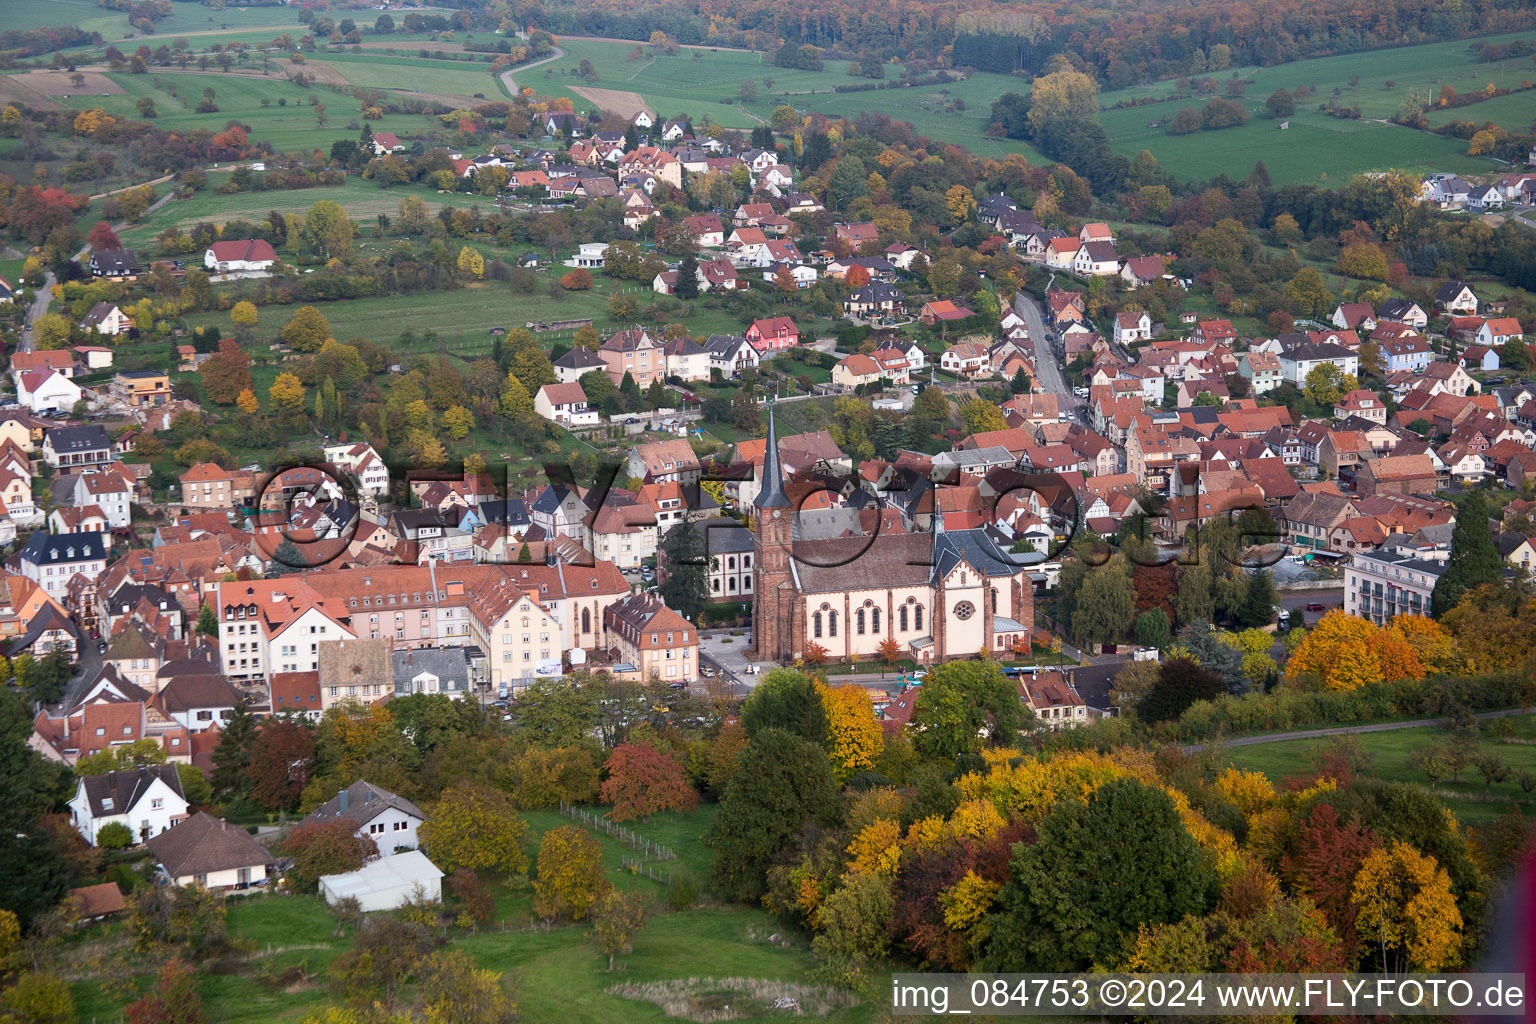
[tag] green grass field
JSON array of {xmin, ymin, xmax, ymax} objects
[
  {"xmin": 1219, "ymin": 714, "xmax": 1536, "ymax": 826},
  {"xmin": 320, "ymin": 52, "xmax": 509, "ymax": 100}
]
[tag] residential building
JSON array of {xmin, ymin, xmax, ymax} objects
[
  {"xmin": 204, "ymin": 239, "xmax": 277, "ymax": 274},
  {"xmin": 534, "ymin": 383, "xmax": 599, "ymax": 427},
  {"xmin": 69, "ymin": 765, "xmax": 187, "ymax": 846},
  {"xmin": 304, "ymin": 780, "xmax": 426, "ymax": 854},
  {"xmin": 603, "ymin": 591, "xmax": 698, "ymax": 682},
  {"xmin": 17, "ymin": 530, "xmax": 109, "ymax": 599},
  {"xmin": 147, "ymin": 812, "xmax": 274, "ymax": 889},
  {"xmin": 1345, "ymin": 549, "xmax": 1445, "ymax": 625}
]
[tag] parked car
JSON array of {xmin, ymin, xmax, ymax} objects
[{"xmin": 1305, "ymin": 601, "xmax": 1329, "ymax": 611}]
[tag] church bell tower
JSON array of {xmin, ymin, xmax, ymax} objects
[{"xmin": 752, "ymin": 407, "xmax": 794, "ymax": 661}]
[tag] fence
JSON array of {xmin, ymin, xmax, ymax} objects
[{"xmin": 557, "ymin": 802, "xmax": 678, "ymax": 862}]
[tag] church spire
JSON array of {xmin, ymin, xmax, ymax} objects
[{"xmin": 754, "ymin": 405, "xmax": 791, "ymax": 509}]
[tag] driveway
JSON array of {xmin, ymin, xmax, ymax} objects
[{"xmin": 19, "ymin": 271, "xmax": 56, "ymax": 353}]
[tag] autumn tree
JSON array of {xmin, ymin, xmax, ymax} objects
[
  {"xmin": 125, "ymin": 959, "xmax": 205, "ymax": 1024},
  {"xmin": 127, "ymin": 883, "xmax": 227, "ymax": 957},
  {"xmin": 201, "ymin": 338, "xmax": 252, "ymax": 405},
  {"xmin": 419, "ymin": 780, "xmax": 530, "ymax": 876},
  {"xmin": 280, "ymin": 305, "xmax": 331, "ymax": 353},
  {"xmin": 456, "ymin": 245, "xmax": 485, "ymax": 279},
  {"xmin": 279, "ymin": 821, "xmax": 378, "ymax": 891},
  {"xmin": 2, "ymin": 972, "xmax": 75, "ymax": 1024},
  {"xmin": 1285, "ymin": 610, "xmax": 1423, "ymax": 690},
  {"xmin": 230, "ymin": 300, "xmax": 258, "ymax": 333},
  {"xmin": 533, "ymin": 825, "xmax": 606, "ymax": 920},
  {"xmin": 818, "ymin": 682, "xmax": 883, "ymax": 781},
  {"xmin": 417, "ymin": 949, "xmax": 518, "ymax": 1024},
  {"xmin": 1350, "ymin": 841, "xmax": 1463, "ymax": 971},
  {"xmin": 598, "ymin": 742, "xmax": 698, "ymax": 822},
  {"xmin": 301, "ymin": 199, "xmax": 353, "ymax": 260},
  {"xmin": 269, "ymin": 372, "xmax": 306, "ymax": 415},
  {"xmin": 960, "ymin": 398, "xmax": 1007, "ymax": 434},
  {"xmin": 1026, "ymin": 69, "xmax": 1099, "ymax": 135},
  {"xmin": 590, "ymin": 887, "xmax": 648, "ymax": 971},
  {"xmin": 1302, "ymin": 362, "xmax": 1357, "ymax": 406},
  {"xmin": 248, "ymin": 717, "xmax": 314, "ymax": 811},
  {"xmin": 1286, "ymin": 266, "xmax": 1333, "ymax": 318},
  {"xmin": 442, "ymin": 404, "xmax": 474, "ymax": 440},
  {"xmin": 88, "ymin": 220, "xmax": 121, "ymax": 251}
]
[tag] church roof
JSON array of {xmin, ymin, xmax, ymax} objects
[{"xmin": 754, "ymin": 406, "xmax": 791, "ymax": 510}]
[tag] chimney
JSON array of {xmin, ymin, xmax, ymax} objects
[{"xmin": 338, "ymin": 787, "xmax": 349, "ymax": 813}]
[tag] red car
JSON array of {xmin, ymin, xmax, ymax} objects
[{"xmin": 1305, "ymin": 602, "xmax": 1330, "ymax": 612}]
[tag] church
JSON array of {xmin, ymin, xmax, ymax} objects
[{"xmin": 751, "ymin": 410, "xmax": 1036, "ymax": 666}]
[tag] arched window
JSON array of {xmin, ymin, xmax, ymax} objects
[
  {"xmin": 828, "ymin": 610, "xmax": 838, "ymax": 637},
  {"xmin": 914, "ymin": 605, "xmax": 924, "ymax": 631},
  {"xmin": 855, "ymin": 609, "xmax": 865, "ymax": 635},
  {"xmin": 813, "ymin": 612, "xmax": 823, "ymax": 638},
  {"xmin": 899, "ymin": 605, "xmax": 908, "ymax": 631},
  {"xmin": 991, "ymin": 587, "xmax": 998, "ymax": 613},
  {"xmin": 871, "ymin": 607, "xmax": 881, "ymax": 632},
  {"xmin": 581, "ymin": 607, "xmax": 591, "ymax": 633}
]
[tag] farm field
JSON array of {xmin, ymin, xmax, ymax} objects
[
  {"xmin": 319, "ymin": 52, "xmax": 509, "ymax": 101},
  {"xmin": 1219, "ymin": 714, "xmax": 1536, "ymax": 826},
  {"xmin": 54, "ymin": 70, "xmax": 431, "ymax": 155},
  {"xmin": 1096, "ymin": 102, "xmax": 1489, "ymax": 184}
]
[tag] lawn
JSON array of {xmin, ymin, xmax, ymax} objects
[{"xmin": 1219, "ymin": 713, "xmax": 1536, "ymax": 826}]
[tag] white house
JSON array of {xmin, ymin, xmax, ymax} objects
[
  {"xmin": 1113, "ymin": 310, "xmax": 1152, "ymax": 346},
  {"xmin": 1468, "ymin": 184, "xmax": 1504, "ymax": 211},
  {"xmin": 81, "ymin": 302, "xmax": 132, "ymax": 337},
  {"xmin": 320, "ymin": 850, "xmax": 443, "ymax": 912},
  {"xmin": 304, "ymin": 780, "xmax": 426, "ymax": 855},
  {"xmin": 74, "ymin": 469, "xmax": 132, "ymax": 529},
  {"xmin": 1072, "ymin": 241, "xmax": 1120, "ymax": 277},
  {"xmin": 1477, "ymin": 318, "xmax": 1524, "ymax": 347},
  {"xmin": 204, "ymin": 239, "xmax": 277, "ymax": 274},
  {"xmin": 632, "ymin": 110, "xmax": 654, "ymax": 129},
  {"xmin": 702, "ymin": 334, "xmax": 760, "ymax": 378},
  {"xmin": 323, "ymin": 442, "xmax": 390, "ymax": 498},
  {"xmin": 17, "ymin": 530, "xmax": 108, "ymax": 599},
  {"xmin": 565, "ymin": 242, "xmax": 608, "ymax": 269},
  {"xmin": 70, "ymin": 765, "xmax": 188, "ymax": 846},
  {"xmin": 534, "ymin": 382, "xmax": 600, "ymax": 427},
  {"xmin": 1279, "ymin": 342, "xmax": 1358, "ymax": 385},
  {"xmin": 15, "ymin": 369, "xmax": 82, "ymax": 415}
]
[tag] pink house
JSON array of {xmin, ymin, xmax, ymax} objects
[{"xmin": 746, "ymin": 316, "xmax": 799, "ymax": 352}]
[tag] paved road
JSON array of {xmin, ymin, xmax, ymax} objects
[
  {"xmin": 19, "ymin": 271, "xmax": 56, "ymax": 353},
  {"xmin": 498, "ymin": 46, "xmax": 565, "ymax": 96},
  {"xmin": 1185, "ymin": 706, "xmax": 1536, "ymax": 754},
  {"xmin": 1014, "ymin": 287, "xmax": 1072, "ymax": 400}
]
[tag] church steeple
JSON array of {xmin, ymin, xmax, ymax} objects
[{"xmin": 754, "ymin": 406, "xmax": 791, "ymax": 509}]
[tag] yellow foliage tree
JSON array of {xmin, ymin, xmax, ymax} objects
[
  {"xmin": 1386, "ymin": 614, "xmax": 1457, "ymax": 673},
  {"xmin": 456, "ymin": 245, "xmax": 485, "ymax": 279},
  {"xmin": 418, "ymin": 780, "xmax": 531, "ymax": 876},
  {"xmin": 818, "ymin": 682, "xmax": 883, "ymax": 780},
  {"xmin": 946, "ymin": 798, "xmax": 1005, "ymax": 841},
  {"xmin": 268, "ymin": 372, "xmax": 306, "ymax": 415},
  {"xmin": 1350, "ymin": 841, "xmax": 1463, "ymax": 970},
  {"xmin": 1285, "ymin": 610, "xmax": 1423, "ymax": 690},
  {"xmin": 533, "ymin": 825, "xmax": 607, "ymax": 920},
  {"xmin": 945, "ymin": 184, "xmax": 977, "ymax": 222},
  {"xmin": 939, "ymin": 870, "xmax": 1000, "ymax": 938},
  {"xmin": 1215, "ymin": 767, "xmax": 1276, "ymax": 819},
  {"xmin": 845, "ymin": 818, "xmax": 903, "ymax": 876},
  {"xmin": 235, "ymin": 388, "xmax": 259, "ymax": 415}
]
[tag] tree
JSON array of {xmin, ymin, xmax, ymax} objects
[
  {"xmin": 533, "ymin": 826, "xmax": 606, "ymax": 920},
  {"xmin": 819, "ymin": 682, "xmax": 883, "ymax": 781},
  {"xmin": 417, "ymin": 949, "xmax": 517, "ymax": 1024},
  {"xmin": 127, "ymin": 883, "xmax": 227, "ymax": 957},
  {"xmin": 327, "ymin": 917, "xmax": 436, "ymax": 1009},
  {"xmin": 269, "ymin": 372, "xmax": 306, "ymax": 415},
  {"xmin": 598, "ymin": 741, "xmax": 698, "ymax": 822},
  {"xmin": 909, "ymin": 660, "xmax": 1025, "ymax": 760},
  {"xmin": 97, "ymin": 821, "xmax": 134, "ymax": 850},
  {"xmin": 740, "ymin": 669, "xmax": 828, "ymax": 745},
  {"xmin": 201, "ymin": 338, "xmax": 253, "ymax": 405},
  {"xmin": 419, "ymin": 781, "xmax": 530, "ymax": 876},
  {"xmin": 230, "ymin": 300, "xmax": 258, "ymax": 333},
  {"xmin": 590, "ymin": 887, "xmax": 648, "ymax": 970},
  {"xmin": 981, "ymin": 779, "xmax": 1215, "ymax": 970},
  {"xmin": 1303, "ymin": 362, "xmax": 1357, "ymax": 406},
  {"xmin": 1286, "ymin": 266, "xmax": 1333, "ymax": 318},
  {"xmin": 658, "ymin": 518, "xmax": 709, "ymax": 622},
  {"xmin": 210, "ymin": 700, "xmax": 256, "ymax": 799},
  {"xmin": 500, "ymin": 373, "xmax": 534, "ymax": 420},
  {"xmin": 1350, "ymin": 841, "xmax": 1463, "ymax": 971},
  {"xmin": 1027, "ymin": 69, "xmax": 1099, "ymax": 135},
  {"xmin": 247, "ymin": 718, "xmax": 314, "ymax": 811},
  {"xmin": 1431, "ymin": 492, "xmax": 1503, "ymax": 617},
  {"xmin": 960, "ymin": 398, "xmax": 1007, "ymax": 434},
  {"xmin": 2, "ymin": 972, "xmax": 75, "ymax": 1024},
  {"xmin": 811, "ymin": 872, "xmax": 895, "ymax": 986},
  {"xmin": 278, "ymin": 821, "xmax": 377, "ymax": 891},
  {"xmin": 88, "ymin": 220, "xmax": 121, "ymax": 251},
  {"xmin": 1285, "ymin": 610, "xmax": 1423, "ymax": 690},
  {"xmin": 1134, "ymin": 608, "xmax": 1172, "ymax": 649},
  {"xmin": 456, "ymin": 245, "xmax": 484, "ymax": 279},
  {"xmin": 301, "ymin": 199, "xmax": 353, "ymax": 260},
  {"xmin": 24, "ymin": 650, "xmax": 70, "ymax": 706},
  {"xmin": 1239, "ymin": 569, "xmax": 1278, "ymax": 628},
  {"xmin": 442, "ymin": 405, "xmax": 474, "ymax": 440},
  {"xmin": 1139, "ymin": 655, "xmax": 1226, "ymax": 723},
  {"xmin": 1071, "ymin": 562, "xmax": 1136, "ymax": 648},
  {"xmin": 33, "ymin": 313, "xmax": 73, "ymax": 351},
  {"xmin": 1265, "ymin": 88, "xmax": 1295, "ymax": 118},
  {"xmin": 704, "ymin": 729, "xmax": 843, "ymax": 902},
  {"xmin": 280, "ymin": 305, "xmax": 331, "ymax": 353},
  {"xmin": 828, "ymin": 155, "xmax": 869, "ymax": 210},
  {"xmin": 177, "ymin": 763, "xmax": 212, "ymax": 807},
  {"xmin": 125, "ymin": 959, "xmax": 205, "ymax": 1024}
]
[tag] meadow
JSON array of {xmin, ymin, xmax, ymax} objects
[
  {"xmin": 1220, "ymin": 714, "xmax": 1536, "ymax": 826},
  {"xmin": 316, "ymin": 52, "xmax": 510, "ymax": 101},
  {"xmin": 67, "ymin": 804, "xmax": 880, "ymax": 1024}
]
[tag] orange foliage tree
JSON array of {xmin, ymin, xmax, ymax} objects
[{"xmin": 1284, "ymin": 610, "xmax": 1423, "ymax": 691}]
